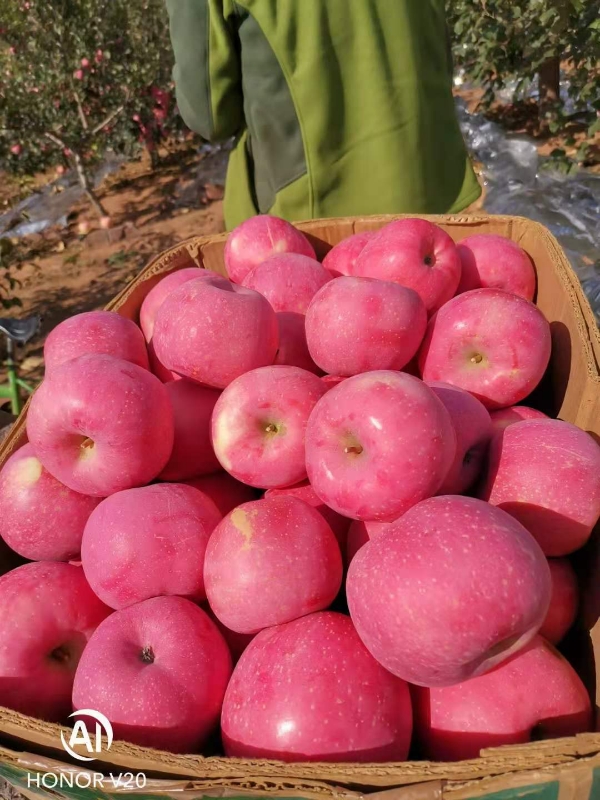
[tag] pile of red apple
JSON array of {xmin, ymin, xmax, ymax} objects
[{"xmin": 1, "ymin": 214, "xmax": 599, "ymax": 764}]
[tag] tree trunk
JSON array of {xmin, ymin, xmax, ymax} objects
[
  {"xmin": 539, "ymin": 57, "xmax": 561, "ymax": 108},
  {"xmin": 72, "ymin": 150, "xmax": 108, "ymax": 218}
]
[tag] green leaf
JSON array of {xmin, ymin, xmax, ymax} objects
[{"xmin": 588, "ymin": 118, "xmax": 600, "ymax": 136}]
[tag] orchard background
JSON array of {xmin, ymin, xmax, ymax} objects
[
  {"xmin": 0, "ymin": 0, "xmax": 183, "ymax": 214},
  {"xmin": 0, "ymin": 0, "xmax": 598, "ymax": 416},
  {"xmin": 448, "ymin": 0, "xmax": 600, "ymax": 169}
]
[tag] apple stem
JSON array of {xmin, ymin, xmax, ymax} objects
[
  {"xmin": 471, "ymin": 354, "xmax": 483, "ymax": 364},
  {"xmin": 140, "ymin": 645, "xmax": 155, "ymax": 664},
  {"xmin": 80, "ymin": 437, "xmax": 94, "ymax": 451},
  {"xmin": 265, "ymin": 423, "xmax": 277, "ymax": 434}
]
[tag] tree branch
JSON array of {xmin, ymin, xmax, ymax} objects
[
  {"xmin": 74, "ymin": 92, "xmax": 89, "ymax": 131},
  {"xmin": 91, "ymin": 103, "xmax": 125, "ymax": 135},
  {"xmin": 44, "ymin": 131, "xmax": 67, "ymax": 149},
  {"xmin": 44, "ymin": 132, "xmax": 108, "ymax": 218}
]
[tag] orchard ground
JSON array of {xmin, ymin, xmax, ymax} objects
[{"xmin": 0, "ymin": 139, "xmax": 227, "ymax": 397}]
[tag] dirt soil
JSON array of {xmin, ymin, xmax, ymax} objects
[{"xmin": 0, "ymin": 141, "xmax": 226, "ymax": 399}]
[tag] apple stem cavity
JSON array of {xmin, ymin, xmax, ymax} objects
[
  {"xmin": 79, "ymin": 436, "xmax": 96, "ymax": 459},
  {"xmin": 263, "ymin": 420, "xmax": 286, "ymax": 437},
  {"xmin": 344, "ymin": 444, "xmax": 364, "ymax": 456},
  {"xmin": 423, "ymin": 255, "xmax": 435, "ymax": 267},
  {"xmin": 49, "ymin": 643, "xmax": 71, "ymax": 665},
  {"xmin": 140, "ymin": 645, "xmax": 155, "ymax": 664},
  {"xmin": 470, "ymin": 353, "xmax": 484, "ymax": 365}
]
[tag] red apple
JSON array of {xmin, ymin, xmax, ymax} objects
[
  {"xmin": 242, "ymin": 253, "xmax": 332, "ymax": 313},
  {"xmin": 481, "ymin": 419, "xmax": 600, "ymax": 555},
  {"xmin": 222, "ymin": 612, "xmax": 412, "ymax": 762},
  {"xmin": 82, "ymin": 483, "xmax": 221, "ymax": 609},
  {"xmin": 204, "ymin": 496, "xmax": 342, "ymax": 634},
  {"xmin": 346, "ymin": 520, "xmax": 392, "ymax": 565},
  {"xmin": 457, "ymin": 234, "xmax": 536, "ymax": 300},
  {"xmin": 322, "ymin": 231, "xmax": 376, "ymax": 276},
  {"xmin": 182, "ymin": 472, "xmax": 257, "ymax": 516},
  {"xmin": 224, "ymin": 214, "xmax": 316, "ymax": 284},
  {"xmin": 490, "ymin": 405, "xmax": 548, "ymax": 435},
  {"xmin": 140, "ymin": 275, "xmax": 218, "ymax": 383},
  {"xmin": 540, "ymin": 558, "xmax": 579, "ymax": 644},
  {"xmin": 427, "ymin": 381, "xmax": 492, "ymax": 494},
  {"xmin": 158, "ymin": 379, "xmax": 220, "ymax": 481},
  {"xmin": 347, "ymin": 496, "xmax": 551, "ymax": 686},
  {"xmin": 412, "ymin": 636, "xmax": 591, "ymax": 761},
  {"xmin": 0, "ymin": 444, "xmax": 100, "ymax": 561},
  {"xmin": 139, "ymin": 267, "xmax": 208, "ymax": 341},
  {"xmin": 27, "ymin": 355, "xmax": 174, "ymax": 497},
  {"xmin": 265, "ymin": 480, "xmax": 351, "ymax": 549},
  {"xmin": 419, "ymin": 289, "xmax": 551, "ymax": 409},
  {"xmin": 274, "ymin": 312, "xmax": 321, "ymax": 374},
  {"xmin": 72, "ymin": 596, "xmax": 231, "ymax": 752},
  {"xmin": 305, "ymin": 277, "xmax": 427, "ymax": 375},
  {"xmin": 305, "ymin": 371, "xmax": 456, "ymax": 521},
  {"xmin": 44, "ymin": 310, "xmax": 149, "ymax": 374},
  {"xmin": 212, "ymin": 365, "xmax": 326, "ymax": 488},
  {"xmin": 354, "ymin": 218, "xmax": 461, "ymax": 312},
  {"xmin": 0, "ymin": 562, "xmax": 111, "ymax": 721},
  {"xmin": 153, "ymin": 275, "xmax": 278, "ymax": 389}
]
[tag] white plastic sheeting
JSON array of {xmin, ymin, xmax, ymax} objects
[{"xmin": 456, "ymin": 98, "xmax": 600, "ymax": 316}]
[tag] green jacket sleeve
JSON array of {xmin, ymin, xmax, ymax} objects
[{"xmin": 166, "ymin": 0, "xmax": 243, "ymax": 141}]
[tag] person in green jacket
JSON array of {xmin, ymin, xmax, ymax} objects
[{"xmin": 166, "ymin": 0, "xmax": 481, "ymax": 230}]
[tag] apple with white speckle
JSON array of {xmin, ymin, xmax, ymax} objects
[
  {"xmin": 222, "ymin": 612, "xmax": 413, "ymax": 762},
  {"xmin": 412, "ymin": 636, "xmax": 591, "ymax": 760},
  {"xmin": 242, "ymin": 253, "xmax": 332, "ymax": 314},
  {"xmin": 305, "ymin": 276, "xmax": 427, "ymax": 375},
  {"xmin": 26, "ymin": 354, "xmax": 174, "ymax": 497},
  {"xmin": 427, "ymin": 381, "xmax": 492, "ymax": 495},
  {"xmin": 0, "ymin": 562, "xmax": 111, "ymax": 721},
  {"xmin": 44, "ymin": 310, "xmax": 149, "ymax": 374},
  {"xmin": 347, "ymin": 496, "xmax": 551, "ymax": 686},
  {"xmin": 153, "ymin": 275, "xmax": 279, "ymax": 389},
  {"xmin": 305, "ymin": 371, "xmax": 456, "ymax": 521},
  {"xmin": 0, "ymin": 444, "xmax": 100, "ymax": 561},
  {"xmin": 212, "ymin": 365, "xmax": 326, "ymax": 489},
  {"xmin": 72, "ymin": 596, "xmax": 231, "ymax": 752},
  {"xmin": 225, "ymin": 215, "xmax": 316, "ymax": 284},
  {"xmin": 481, "ymin": 419, "xmax": 600, "ymax": 555},
  {"xmin": 81, "ymin": 483, "xmax": 221, "ymax": 609},
  {"xmin": 419, "ymin": 289, "xmax": 551, "ymax": 409},
  {"xmin": 204, "ymin": 496, "xmax": 342, "ymax": 634}
]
